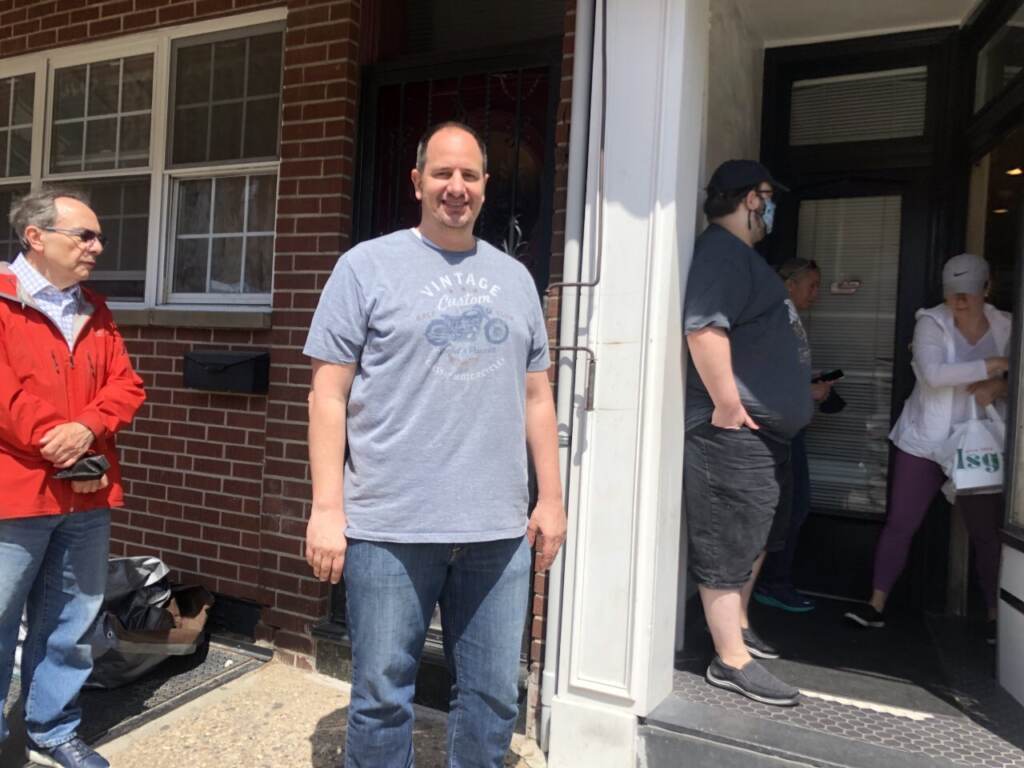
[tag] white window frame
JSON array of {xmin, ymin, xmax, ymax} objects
[
  {"xmin": 164, "ymin": 164, "xmax": 278, "ymax": 305},
  {"xmin": 0, "ymin": 61, "xmax": 46, "ymax": 188},
  {"xmin": 0, "ymin": 7, "xmax": 286, "ymax": 310},
  {"xmin": 0, "ymin": 69, "xmax": 41, "ymax": 180}
]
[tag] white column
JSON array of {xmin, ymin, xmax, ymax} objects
[{"xmin": 546, "ymin": 0, "xmax": 709, "ymax": 766}]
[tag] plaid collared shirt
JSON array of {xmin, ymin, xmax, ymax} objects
[{"xmin": 9, "ymin": 254, "xmax": 82, "ymax": 350}]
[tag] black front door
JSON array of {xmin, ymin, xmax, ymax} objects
[
  {"xmin": 354, "ymin": 44, "xmax": 562, "ymax": 295},
  {"xmin": 773, "ymin": 176, "xmax": 951, "ymax": 609}
]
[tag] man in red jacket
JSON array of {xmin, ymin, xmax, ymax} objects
[{"xmin": 0, "ymin": 189, "xmax": 145, "ymax": 768}]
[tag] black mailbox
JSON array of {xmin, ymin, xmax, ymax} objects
[{"xmin": 183, "ymin": 350, "xmax": 270, "ymax": 395}]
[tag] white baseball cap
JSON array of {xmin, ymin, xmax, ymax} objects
[{"xmin": 942, "ymin": 253, "xmax": 989, "ymax": 295}]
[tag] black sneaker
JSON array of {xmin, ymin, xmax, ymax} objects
[
  {"xmin": 986, "ymin": 620, "xmax": 997, "ymax": 646},
  {"xmin": 706, "ymin": 656, "xmax": 800, "ymax": 706},
  {"xmin": 844, "ymin": 604, "xmax": 885, "ymax": 628},
  {"xmin": 742, "ymin": 627, "xmax": 780, "ymax": 659},
  {"xmin": 27, "ymin": 738, "xmax": 109, "ymax": 768}
]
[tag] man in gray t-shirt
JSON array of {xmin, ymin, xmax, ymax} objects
[{"xmin": 303, "ymin": 122, "xmax": 565, "ymax": 768}]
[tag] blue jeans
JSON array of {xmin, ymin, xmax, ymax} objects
[
  {"xmin": 0, "ymin": 509, "xmax": 110, "ymax": 747},
  {"xmin": 343, "ymin": 536, "xmax": 531, "ymax": 768},
  {"xmin": 760, "ymin": 430, "xmax": 810, "ymax": 587}
]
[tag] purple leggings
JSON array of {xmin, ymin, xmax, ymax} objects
[{"xmin": 873, "ymin": 447, "xmax": 1003, "ymax": 611}]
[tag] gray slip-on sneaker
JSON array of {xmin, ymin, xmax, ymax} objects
[
  {"xmin": 706, "ymin": 656, "xmax": 800, "ymax": 706},
  {"xmin": 742, "ymin": 627, "xmax": 780, "ymax": 659}
]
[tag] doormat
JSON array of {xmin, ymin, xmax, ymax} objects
[{"xmin": 2, "ymin": 638, "xmax": 268, "ymax": 762}]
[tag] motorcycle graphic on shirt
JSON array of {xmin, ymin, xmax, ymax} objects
[{"xmin": 424, "ymin": 306, "xmax": 510, "ymax": 347}]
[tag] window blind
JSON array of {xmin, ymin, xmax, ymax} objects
[
  {"xmin": 798, "ymin": 196, "xmax": 902, "ymax": 516},
  {"xmin": 790, "ymin": 67, "xmax": 927, "ymax": 147}
]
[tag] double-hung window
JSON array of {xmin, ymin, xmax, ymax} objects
[
  {"xmin": 0, "ymin": 10, "xmax": 284, "ymax": 309},
  {"xmin": 165, "ymin": 30, "xmax": 281, "ymax": 302},
  {"xmin": 0, "ymin": 72, "xmax": 34, "ymax": 261}
]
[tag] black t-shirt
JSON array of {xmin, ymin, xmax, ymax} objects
[{"xmin": 683, "ymin": 224, "xmax": 812, "ymax": 440}]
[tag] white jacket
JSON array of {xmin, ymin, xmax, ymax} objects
[{"xmin": 890, "ymin": 303, "xmax": 1012, "ymax": 459}]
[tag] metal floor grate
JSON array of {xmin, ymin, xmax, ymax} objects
[
  {"xmin": 672, "ymin": 668, "xmax": 1024, "ymax": 768},
  {"xmin": 3, "ymin": 640, "xmax": 267, "ymax": 753}
]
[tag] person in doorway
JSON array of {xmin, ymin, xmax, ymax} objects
[
  {"xmin": 754, "ymin": 258, "xmax": 832, "ymax": 613},
  {"xmin": 303, "ymin": 121, "xmax": 565, "ymax": 767},
  {"xmin": 844, "ymin": 253, "xmax": 1009, "ymax": 644},
  {"xmin": 0, "ymin": 189, "xmax": 146, "ymax": 768},
  {"xmin": 684, "ymin": 160, "xmax": 812, "ymax": 707}
]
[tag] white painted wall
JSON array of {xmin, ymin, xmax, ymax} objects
[{"xmin": 703, "ymin": 0, "xmax": 766, "ymax": 186}]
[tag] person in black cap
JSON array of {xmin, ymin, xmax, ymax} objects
[{"xmin": 683, "ymin": 159, "xmax": 812, "ymax": 706}]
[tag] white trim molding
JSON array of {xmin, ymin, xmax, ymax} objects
[{"xmin": 546, "ymin": 0, "xmax": 709, "ymax": 765}]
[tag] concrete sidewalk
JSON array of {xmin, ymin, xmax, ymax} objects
[{"xmin": 95, "ymin": 661, "xmax": 546, "ymax": 768}]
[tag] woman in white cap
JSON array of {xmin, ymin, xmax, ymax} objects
[{"xmin": 845, "ymin": 253, "xmax": 1009, "ymax": 643}]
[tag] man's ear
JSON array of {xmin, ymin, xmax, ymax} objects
[
  {"xmin": 23, "ymin": 225, "xmax": 45, "ymax": 254},
  {"xmin": 744, "ymin": 188, "xmax": 761, "ymax": 211},
  {"xmin": 411, "ymin": 168, "xmax": 423, "ymax": 201}
]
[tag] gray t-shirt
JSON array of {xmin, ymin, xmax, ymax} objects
[
  {"xmin": 304, "ymin": 229, "xmax": 550, "ymax": 543},
  {"xmin": 683, "ymin": 224, "xmax": 812, "ymax": 440}
]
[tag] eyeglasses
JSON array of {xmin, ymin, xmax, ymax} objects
[{"xmin": 43, "ymin": 227, "xmax": 108, "ymax": 247}]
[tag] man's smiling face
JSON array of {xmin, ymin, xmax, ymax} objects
[{"xmin": 411, "ymin": 126, "xmax": 488, "ymax": 237}]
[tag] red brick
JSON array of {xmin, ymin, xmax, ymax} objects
[
  {"xmin": 88, "ymin": 17, "xmax": 122, "ymax": 37},
  {"xmin": 13, "ymin": 18, "xmax": 38, "ymax": 34},
  {"xmin": 194, "ymin": 0, "xmax": 232, "ymax": 16},
  {"xmin": 197, "ymin": 558, "xmax": 238, "ymax": 581},
  {"xmin": 1, "ymin": 8, "xmax": 27, "ymax": 25},
  {"xmin": 101, "ymin": 0, "xmax": 133, "ymax": 17},
  {"xmin": 122, "ymin": 9, "xmax": 157, "ymax": 30},
  {"xmin": 26, "ymin": 1, "xmax": 55, "ymax": 19},
  {"xmin": 165, "ymin": 517, "xmax": 202, "ymax": 538},
  {"xmin": 218, "ymin": 544, "xmax": 259, "ymax": 567},
  {"xmin": 283, "ymin": 43, "xmax": 328, "ymax": 66},
  {"xmin": 161, "ymin": 551, "xmax": 199, "ymax": 573},
  {"xmin": 27, "ymin": 29, "xmax": 55, "ymax": 47},
  {"xmin": 158, "ymin": 3, "xmax": 195, "ymax": 24},
  {"xmin": 144, "ymin": 531, "xmax": 180, "ymax": 551},
  {"xmin": 203, "ymin": 492, "xmax": 245, "ymax": 513},
  {"xmin": 68, "ymin": 4, "xmax": 96, "ymax": 22},
  {"xmin": 287, "ymin": 5, "xmax": 330, "ymax": 27}
]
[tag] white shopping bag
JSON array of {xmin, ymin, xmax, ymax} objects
[{"xmin": 939, "ymin": 400, "xmax": 1005, "ymax": 495}]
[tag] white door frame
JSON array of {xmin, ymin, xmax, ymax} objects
[{"xmin": 545, "ymin": 0, "xmax": 710, "ymax": 765}]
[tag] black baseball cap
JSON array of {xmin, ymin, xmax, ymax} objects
[{"xmin": 706, "ymin": 159, "xmax": 789, "ymax": 195}]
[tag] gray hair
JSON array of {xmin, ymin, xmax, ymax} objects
[
  {"xmin": 777, "ymin": 257, "xmax": 819, "ymax": 282},
  {"xmin": 8, "ymin": 187, "xmax": 91, "ymax": 248},
  {"xmin": 415, "ymin": 121, "xmax": 488, "ymax": 174}
]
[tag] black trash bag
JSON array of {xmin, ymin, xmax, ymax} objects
[{"xmin": 85, "ymin": 556, "xmax": 215, "ymax": 689}]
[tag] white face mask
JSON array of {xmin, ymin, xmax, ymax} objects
[{"xmin": 760, "ymin": 197, "xmax": 776, "ymax": 235}]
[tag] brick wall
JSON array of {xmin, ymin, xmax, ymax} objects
[{"xmin": 113, "ymin": 326, "xmax": 270, "ymax": 603}]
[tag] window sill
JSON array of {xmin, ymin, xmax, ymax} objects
[{"xmin": 112, "ymin": 306, "xmax": 272, "ymax": 330}]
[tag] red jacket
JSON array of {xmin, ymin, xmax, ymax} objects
[{"xmin": 0, "ymin": 263, "xmax": 146, "ymax": 519}]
